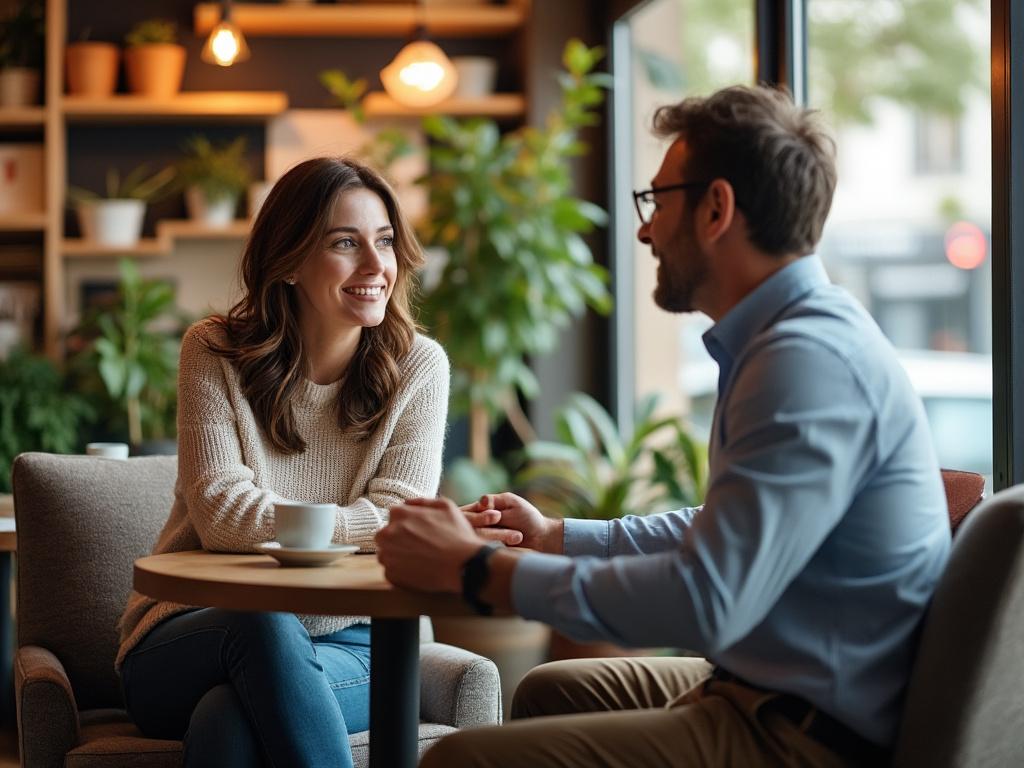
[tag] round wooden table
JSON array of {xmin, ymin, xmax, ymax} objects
[{"xmin": 135, "ymin": 549, "xmax": 474, "ymax": 768}]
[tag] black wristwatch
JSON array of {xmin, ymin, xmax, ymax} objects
[{"xmin": 461, "ymin": 541, "xmax": 503, "ymax": 616}]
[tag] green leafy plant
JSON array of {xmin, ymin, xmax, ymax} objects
[
  {"xmin": 319, "ymin": 69, "xmax": 369, "ymax": 122},
  {"xmin": 318, "ymin": 68, "xmax": 416, "ymax": 172},
  {"xmin": 516, "ymin": 393, "xmax": 707, "ymax": 520},
  {"xmin": 125, "ymin": 19, "xmax": 178, "ymax": 47},
  {"xmin": 0, "ymin": 0, "xmax": 43, "ymax": 69},
  {"xmin": 67, "ymin": 164, "xmax": 177, "ymax": 204},
  {"xmin": 70, "ymin": 260, "xmax": 187, "ymax": 447},
  {"xmin": 0, "ymin": 348, "xmax": 93, "ymax": 493},
  {"xmin": 417, "ymin": 39, "xmax": 613, "ymax": 464},
  {"xmin": 177, "ymin": 136, "xmax": 252, "ymax": 202}
]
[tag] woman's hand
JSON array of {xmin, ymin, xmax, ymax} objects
[
  {"xmin": 376, "ymin": 497, "xmax": 522, "ymax": 592},
  {"xmin": 461, "ymin": 493, "xmax": 564, "ymax": 555}
]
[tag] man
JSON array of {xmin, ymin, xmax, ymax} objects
[{"xmin": 375, "ymin": 85, "xmax": 950, "ymax": 767}]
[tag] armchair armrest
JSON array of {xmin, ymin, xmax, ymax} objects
[
  {"xmin": 419, "ymin": 642, "xmax": 501, "ymax": 728},
  {"xmin": 15, "ymin": 645, "xmax": 80, "ymax": 768}
]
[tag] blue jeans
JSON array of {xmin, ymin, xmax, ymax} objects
[{"xmin": 121, "ymin": 609, "xmax": 371, "ymax": 768}]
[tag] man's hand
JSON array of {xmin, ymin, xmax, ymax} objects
[
  {"xmin": 461, "ymin": 492, "xmax": 565, "ymax": 555},
  {"xmin": 376, "ymin": 497, "xmax": 518, "ymax": 593}
]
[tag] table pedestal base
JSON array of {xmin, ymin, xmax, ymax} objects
[{"xmin": 370, "ymin": 617, "xmax": 420, "ymax": 768}]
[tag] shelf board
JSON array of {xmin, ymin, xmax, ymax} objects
[
  {"xmin": 62, "ymin": 92, "xmax": 289, "ymax": 123},
  {"xmin": 0, "ymin": 107, "xmax": 45, "ymax": 127},
  {"xmin": 362, "ymin": 92, "xmax": 525, "ymax": 118},
  {"xmin": 0, "ymin": 212, "xmax": 47, "ymax": 231},
  {"xmin": 62, "ymin": 219, "xmax": 251, "ymax": 258},
  {"xmin": 194, "ymin": 3, "xmax": 525, "ymax": 38}
]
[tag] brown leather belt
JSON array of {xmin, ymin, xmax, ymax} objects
[{"xmin": 709, "ymin": 667, "xmax": 891, "ymax": 765}]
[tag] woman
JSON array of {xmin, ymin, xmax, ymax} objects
[{"xmin": 116, "ymin": 157, "xmax": 450, "ymax": 768}]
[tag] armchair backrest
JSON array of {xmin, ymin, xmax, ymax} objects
[
  {"xmin": 893, "ymin": 485, "xmax": 1024, "ymax": 766},
  {"xmin": 12, "ymin": 452, "xmax": 176, "ymax": 711}
]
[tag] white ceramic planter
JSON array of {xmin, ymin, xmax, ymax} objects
[
  {"xmin": 185, "ymin": 186, "xmax": 237, "ymax": 227},
  {"xmin": 0, "ymin": 68, "xmax": 40, "ymax": 107},
  {"xmin": 451, "ymin": 57, "xmax": 498, "ymax": 99},
  {"xmin": 76, "ymin": 199, "xmax": 146, "ymax": 246}
]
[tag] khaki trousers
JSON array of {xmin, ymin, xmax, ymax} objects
[{"xmin": 420, "ymin": 657, "xmax": 860, "ymax": 768}]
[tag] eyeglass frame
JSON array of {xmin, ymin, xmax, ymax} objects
[{"xmin": 633, "ymin": 181, "xmax": 711, "ymax": 224}]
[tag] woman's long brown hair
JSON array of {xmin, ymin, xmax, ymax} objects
[{"xmin": 205, "ymin": 157, "xmax": 425, "ymax": 453}]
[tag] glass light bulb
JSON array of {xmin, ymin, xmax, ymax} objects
[
  {"xmin": 381, "ymin": 40, "xmax": 458, "ymax": 108},
  {"xmin": 201, "ymin": 20, "xmax": 250, "ymax": 67}
]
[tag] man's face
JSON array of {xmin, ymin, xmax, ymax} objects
[{"xmin": 637, "ymin": 139, "xmax": 709, "ymax": 314}]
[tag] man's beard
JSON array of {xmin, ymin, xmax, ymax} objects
[{"xmin": 654, "ymin": 252, "xmax": 706, "ymax": 314}]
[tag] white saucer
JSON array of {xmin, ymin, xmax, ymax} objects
[{"xmin": 257, "ymin": 542, "xmax": 360, "ymax": 567}]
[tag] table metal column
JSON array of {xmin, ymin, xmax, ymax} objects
[{"xmin": 370, "ymin": 617, "xmax": 420, "ymax": 768}]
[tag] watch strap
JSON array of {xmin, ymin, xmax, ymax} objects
[{"xmin": 461, "ymin": 541, "xmax": 503, "ymax": 616}]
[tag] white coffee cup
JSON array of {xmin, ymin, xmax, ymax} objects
[
  {"xmin": 86, "ymin": 442, "xmax": 129, "ymax": 460},
  {"xmin": 274, "ymin": 501, "xmax": 336, "ymax": 549}
]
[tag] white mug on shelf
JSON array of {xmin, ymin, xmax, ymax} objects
[{"xmin": 86, "ymin": 442, "xmax": 130, "ymax": 460}]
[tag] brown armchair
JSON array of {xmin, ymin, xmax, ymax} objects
[{"xmin": 12, "ymin": 452, "xmax": 500, "ymax": 767}]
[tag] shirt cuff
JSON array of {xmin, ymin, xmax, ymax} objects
[
  {"xmin": 510, "ymin": 551, "xmax": 577, "ymax": 623},
  {"xmin": 563, "ymin": 518, "xmax": 611, "ymax": 557}
]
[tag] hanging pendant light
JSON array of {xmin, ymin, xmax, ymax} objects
[
  {"xmin": 201, "ymin": 0, "xmax": 250, "ymax": 67},
  {"xmin": 381, "ymin": 37, "xmax": 457, "ymax": 107},
  {"xmin": 380, "ymin": 1, "xmax": 457, "ymax": 109}
]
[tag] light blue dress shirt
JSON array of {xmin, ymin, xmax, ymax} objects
[{"xmin": 511, "ymin": 255, "xmax": 950, "ymax": 747}]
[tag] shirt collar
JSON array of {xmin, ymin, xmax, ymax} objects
[{"xmin": 703, "ymin": 255, "xmax": 830, "ymax": 371}]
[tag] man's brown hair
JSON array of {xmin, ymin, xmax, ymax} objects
[{"xmin": 653, "ymin": 85, "xmax": 837, "ymax": 257}]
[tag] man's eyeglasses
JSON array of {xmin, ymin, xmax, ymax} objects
[{"xmin": 633, "ymin": 182, "xmax": 710, "ymax": 225}]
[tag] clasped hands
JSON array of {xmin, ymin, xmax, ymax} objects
[{"xmin": 375, "ymin": 493, "xmax": 562, "ymax": 594}]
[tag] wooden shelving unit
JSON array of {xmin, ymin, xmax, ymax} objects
[
  {"xmin": 362, "ymin": 92, "xmax": 526, "ymax": 119},
  {"xmin": 62, "ymin": 219, "xmax": 251, "ymax": 259},
  {"xmin": 25, "ymin": 0, "xmax": 532, "ymax": 357},
  {"xmin": 194, "ymin": 2, "xmax": 527, "ymax": 38},
  {"xmin": 0, "ymin": 212, "xmax": 48, "ymax": 232},
  {"xmin": 0, "ymin": 108, "xmax": 46, "ymax": 128},
  {"xmin": 62, "ymin": 92, "xmax": 289, "ymax": 123}
]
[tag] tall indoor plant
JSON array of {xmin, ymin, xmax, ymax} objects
[
  {"xmin": 71, "ymin": 259, "xmax": 186, "ymax": 452},
  {"xmin": 418, "ymin": 39, "xmax": 612, "ymax": 466}
]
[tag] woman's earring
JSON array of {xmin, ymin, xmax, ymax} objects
[{"xmin": 285, "ymin": 277, "xmax": 296, "ymax": 285}]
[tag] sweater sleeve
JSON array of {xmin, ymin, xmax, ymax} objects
[
  {"xmin": 176, "ymin": 321, "xmax": 283, "ymax": 552},
  {"xmin": 337, "ymin": 339, "xmax": 450, "ymax": 550}
]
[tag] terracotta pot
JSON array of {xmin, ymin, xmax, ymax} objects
[
  {"xmin": 124, "ymin": 44, "xmax": 186, "ymax": 98},
  {"xmin": 0, "ymin": 68, "xmax": 40, "ymax": 107},
  {"xmin": 66, "ymin": 42, "xmax": 120, "ymax": 97}
]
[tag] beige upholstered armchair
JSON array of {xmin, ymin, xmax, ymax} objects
[{"xmin": 12, "ymin": 452, "xmax": 500, "ymax": 767}]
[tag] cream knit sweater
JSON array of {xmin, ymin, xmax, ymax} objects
[{"xmin": 116, "ymin": 318, "xmax": 449, "ymax": 670}]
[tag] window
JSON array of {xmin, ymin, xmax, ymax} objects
[
  {"xmin": 614, "ymin": 0, "xmax": 754, "ymax": 435},
  {"xmin": 808, "ymin": 0, "xmax": 992, "ymax": 484}
]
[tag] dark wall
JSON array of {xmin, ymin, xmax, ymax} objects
[{"xmin": 526, "ymin": 0, "xmax": 613, "ymax": 432}]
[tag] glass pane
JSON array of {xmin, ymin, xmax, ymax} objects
[
  {"xmin": 625, "ymin": 0, "xmax": 754, "ymax": 435},
  {"xmin": 808, "ymin": 0, "xmax": 993, "ymax": 485}
]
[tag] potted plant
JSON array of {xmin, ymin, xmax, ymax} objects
[
  {"xmin": 0, "ymin": 0, "xmax": 43, "ymax": 107},
  {"xmin": 419, "ymin": 39, "xmax": 611, "ymax": 719},
  {"xmin": 516, "ymin": 392, "xmax": 708, "ymax": 659},
  {"xmin": 177, "ymin": 135, "xmax": 251, "ymax": 227},
  {"xmin": 68, "ymin": 164, "xmax": 177, "ymax": 246},
  {"xmin": 124, "ymin": 18, "xmax": 185, "ymax": 98},
  {"xmin": 70, "ymin": 259, "xmax": 186, "ymax": 453},
  {"xmin": 0, "ymin": 347, "xmax": 93, "ymax": 495},
  {"xmin": 418, "ymin": 40, "xmax": 612, "ymax": 467},
  {"xmin": 66, "ymin": 29, "xmax": 119, "ymax": 98}
]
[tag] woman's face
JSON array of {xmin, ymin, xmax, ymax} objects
[{"xmin": 293, "ymin": 187, "xmax": 399, "ymax": 332}]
